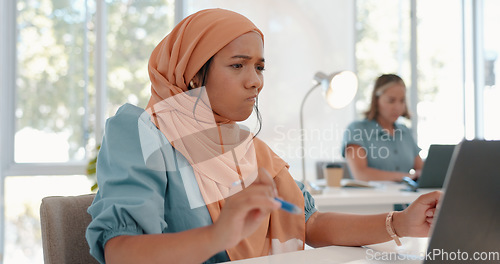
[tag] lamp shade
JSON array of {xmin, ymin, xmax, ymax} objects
[{"xmin": 314, "ymin": 71, "xmax": 358, "ymax": 109}]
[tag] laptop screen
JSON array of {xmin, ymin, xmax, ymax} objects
[
  {"xmin": 424, "ymin": 140, "xmax": 500, "ymax": 263},
  {"xmin": 417, "ymin": 144, "xmax": 456, "ymax": 188}
]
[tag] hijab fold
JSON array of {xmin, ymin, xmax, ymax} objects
[{"xmin": 146, "ymin": 8, "xmax": 305, "ymax": 260}]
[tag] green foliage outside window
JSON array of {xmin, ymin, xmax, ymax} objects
[
  {"xmin": 86, "ymin": 145, "xmax": 99, "ymax": 192},
  {"xmin": 17, "ymin": 0, "xmax": 174, "ymax": 162}
]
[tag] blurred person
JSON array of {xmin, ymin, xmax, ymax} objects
[{"xmin": 342, "ymin": 74, "xmax": 423, "ymax": 182}]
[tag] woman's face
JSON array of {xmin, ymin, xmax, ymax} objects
[
  {"xmin": 376, "ymin": 82, "xmax": 406, "ymax": 124},
  {"xmin": 202, "ymin": 31, "xmax": 264, "ymax": 121}
]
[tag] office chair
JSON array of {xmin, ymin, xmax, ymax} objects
[{"xmin": 40, "ymin": 194, "xmax": 99, "ymax": 264}]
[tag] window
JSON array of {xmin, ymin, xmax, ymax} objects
[
  {"xmin": 14, "ymin": 0, "xmax": 175, "ymax": 163},
  {"xmin": 355, "ymin": 0, "xmax": 411, "ymax": 116},
  {"xmin": 2, "ymin": 0, "xmax": 175, "ymax": 262},
  {"xmin": 104, "ymin": 0, "xmax": 175, "ymax": 117},
  {"xmin": 416, "ymin": 0, "xmax": 465, "ymax": 152},
  {"xmin": 356, "ymin": 0, "xmax": 467, "ymax": 158},
  {"xmin": 483, "ymin": 0, "xmax": 500, "ymax": 140},
  {"xmin": 15, "ymin": 0, "xmax": 90, "ymax": 163}
]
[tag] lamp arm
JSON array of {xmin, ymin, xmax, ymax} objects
[{"xmin": 300, "ymin": 83, "xmax": 320, "ymax": 184}]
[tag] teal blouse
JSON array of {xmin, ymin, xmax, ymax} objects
[
  {"xmin": 341, "ymin": 119, "xmax": 421, "ymax": 173},
  {"xmin": 85, "ymin": 104, "xmax": 317, "ymax": 264}
]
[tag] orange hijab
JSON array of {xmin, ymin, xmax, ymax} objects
[{"xmin": 146, "ymin": 8, "xmax": 305, "ymax": 260}]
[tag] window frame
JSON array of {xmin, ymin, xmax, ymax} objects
[
  {"xmin": 0, "ymin": 0, "xmax": 181, "ymax": 259},
  {"xmin": 0, "ymin": 0, "xmax": 100, "ymax": 258},
  {"xmin": 0, "ymin": 0, "xmax": 17, "ymax": 256}
]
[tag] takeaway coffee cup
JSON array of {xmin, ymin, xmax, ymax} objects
[{"xmin": 324, "ymin": 164, "xmax": 343, "ymax": 187}]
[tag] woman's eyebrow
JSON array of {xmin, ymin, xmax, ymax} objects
[{"xmin": 231, "ymin": 55, "xmax": 265, "ymax": 62}]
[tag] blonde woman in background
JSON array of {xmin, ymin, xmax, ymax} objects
[{"xmin": 342, "ymin": 74, "xmax": 423, "ymax": 182}]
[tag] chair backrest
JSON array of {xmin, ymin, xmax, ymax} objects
[{"xmin": 40, "ymin": 194, "xmax": 99, "ymax": 264}]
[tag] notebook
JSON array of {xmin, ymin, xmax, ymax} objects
[
  {"xmin": 402, "ymin": 144, "xmax": 456, "ymax": 191},
  {"xmin": 424, "ymin": 139, "xmax": 500, "ymax": 263}
]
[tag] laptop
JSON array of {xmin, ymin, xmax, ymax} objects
[
  {"xmin": 424, "ymin": 139, "xmax": 500, "ymax": 263},
  {"xmin": 402, "ymin": 144, "xmax": 456, "ymax": 191},
  {"xmin": 418, "ymin": 144, "xmax": 456, "ymax": 188}
]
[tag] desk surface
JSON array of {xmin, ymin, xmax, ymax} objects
[
  {"xmin": 224, "ymin": 237, "xmax": 428, "ymax": 264},
  {"xmin": 312, "ymin": 181, "xmax": 440, "ymax": 214}
]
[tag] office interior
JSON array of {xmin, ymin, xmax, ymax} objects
[{"xmin": 0, "ymin": 0, "xmax": 499, "ymax": 263}]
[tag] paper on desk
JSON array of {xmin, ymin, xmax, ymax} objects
[
  {"xmin": 313, "ymin": 179, "xmax": 381, "ymax": 188},
  {"xmin": 341, "ymin": 179, "xmax": 379, "ymax": 188}
]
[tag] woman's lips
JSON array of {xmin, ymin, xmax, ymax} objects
[{"xmin": 246, "ymin": 95, "xmax": 257, "ymax": 102}]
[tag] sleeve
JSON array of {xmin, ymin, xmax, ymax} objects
[
  {"xmin": 294, "ymin": 180, "xmax": 317, "ymax": 222},
  {"xmin": 341, "ymin": 121, "xmax": 365, "ymax": 157},
  {"xmin": 401, "ymin": 124, "xmax": 421, "ymax": 158},
  {"xmin": 85, "ymin": 105, "xmax": 169, "ymax": 264}
]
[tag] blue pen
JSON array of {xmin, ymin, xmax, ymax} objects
[
  {"xmin": 274, "ymin": 197, "xmax": 303, "ymax": 215},
  {"xmin": 232, "ymin": 180, "xmax": 302, "ymax": 215}
]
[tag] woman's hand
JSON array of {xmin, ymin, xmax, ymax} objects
[
  {"xmin": 212, "ymin": 168, "xmax": 281, "ymax": 249},
  {"xmin": 393, "ymin": 190, "xmax": 441, "ymax": 237}
]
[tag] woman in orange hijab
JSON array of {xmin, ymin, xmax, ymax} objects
[{"xmin": 86, "ymin": 8, "xmax": 441, "ymax": 264}]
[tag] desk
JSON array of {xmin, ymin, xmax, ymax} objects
[
  {"xmin": 224, "ymin": 237, "xmax": 429, "ymax": 264},
  {"xmin": 312, "ymin": 181, "xmax": 440, "ymax": 214}
]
